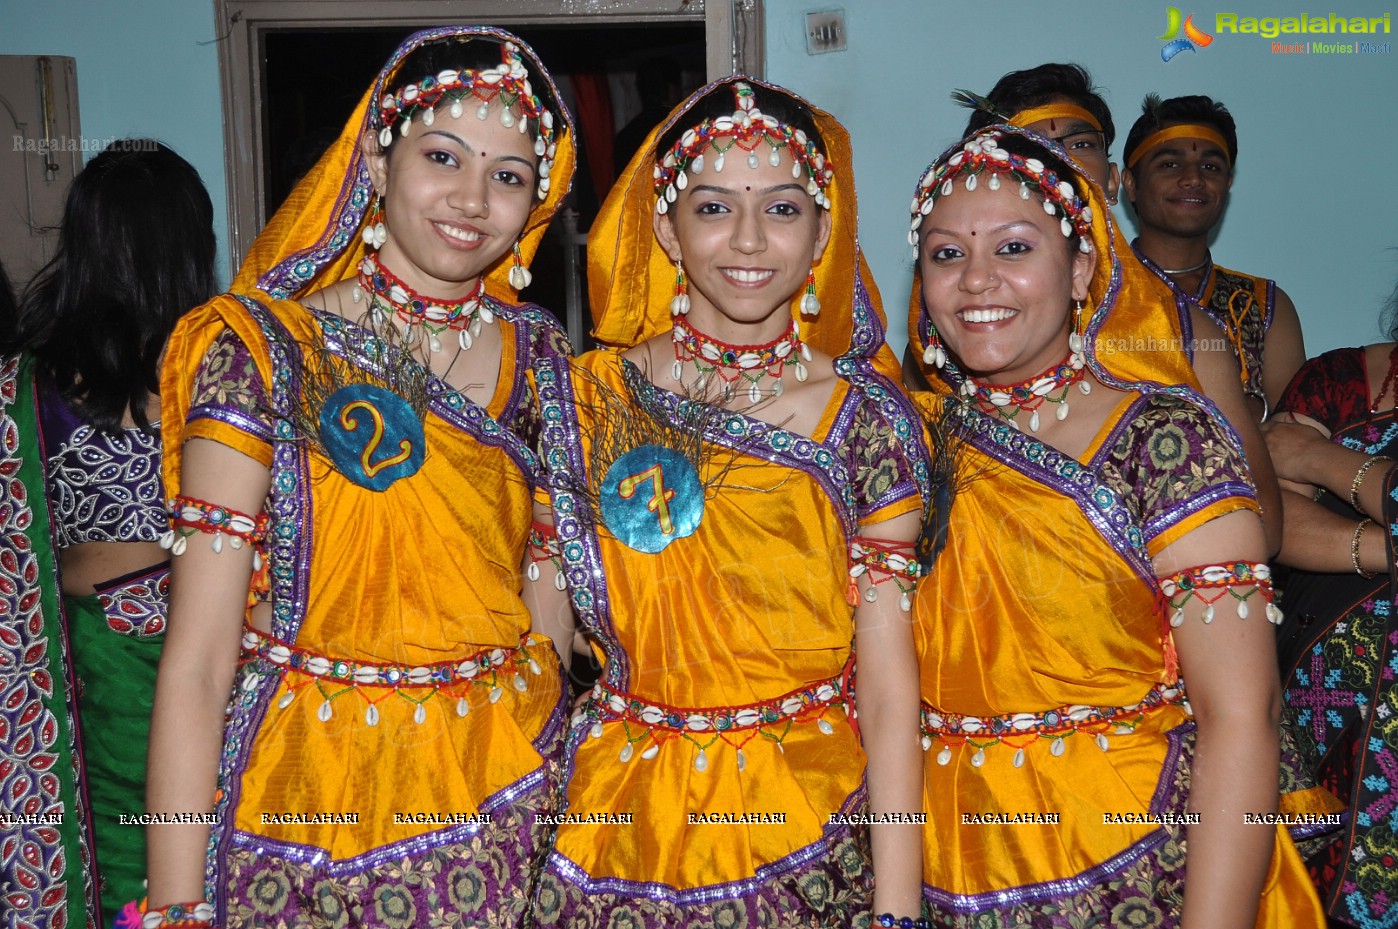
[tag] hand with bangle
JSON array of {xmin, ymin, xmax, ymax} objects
[
  {"xmin": 1352, "ymin": 518, "xmax": 1380, "ymax": 579},
  {"xmin": 875, "ymin": 914, "xmax": 930, "ymax": 929},
  {"xmin": 1264, "ymin": 413, "xmax": 1394, "ymax": 577},
  {"xmin": 115, "ymin": 899, "xmax": 214, "ymax": 929},
  {"xmin": 1349, "ymin": 454, "xmax": 1394, "ymax": 518},
  {"xmin": 1265, "ymin": 416, "xmax": 1394, "ymax": 509}
]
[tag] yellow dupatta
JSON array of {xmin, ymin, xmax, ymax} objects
[
  {"xmin": 590, "ymin": 75, "xmax": 900, "ymax": 377},
  {"xmin": 158, "ymin": 26, "xmax": 579, "ymax": 863}
]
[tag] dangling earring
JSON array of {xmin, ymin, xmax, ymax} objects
[
  {"xmin": 799, "ymin": 266, "xmax": 820, "ymax": 316},
  {"xmin": 1068, "ymin": 299, "xmax": 1087, "ymax": 372},
  {"xmin": 362, "ymin": 194, "xmax": 387, "ymax": 250},
  {"xmin": 922, "ymin": 326, "xmax": 948, "ymax": 369},
  {"xmin": 509, "ymin": 242, "xmax": 532, "ymax": 290},
  {"xmin": 669, "ymin": 258, "xmax": 691, "ymax": 317}
]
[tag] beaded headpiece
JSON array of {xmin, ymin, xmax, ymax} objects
[
  {"xmin": 653, "ymin": 81, "xmax": 834, "ymax": 214},
  {"xmin": 907, "ymin": 128, "xmax": 1094, "ymax": 257},
  {"xmin": 373, "ymin": 40, "xmax": 558, "ymax": 200}
]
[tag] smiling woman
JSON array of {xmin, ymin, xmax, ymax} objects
[
  {"xmin": 139, "ymin": 27, "xmax": 578, "ymax": 929},
  {"xmin": 530, "ymin": 77, "xmax": 931, "ymax": 927},
  {"xmin": 906, "ymin": 125, "xmax": 1336, "ymax": 928}
]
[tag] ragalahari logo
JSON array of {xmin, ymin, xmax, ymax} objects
[{"xmin": 1160, "ymin": 7, "xmax": 1215, "ymax": 60}]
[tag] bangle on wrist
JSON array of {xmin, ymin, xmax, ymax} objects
[
  {"xmin": 114, "ymin": 900, "xmax": 214, "ymax": 929},
  {"xmin": 1349, "ymin": 455, "xmax": 1393, "ymax": 516},
  {"xmin": 875, "ymin": 915, "xmax": 930, "ymax": 929},
  {"xmin": 1352, "ymin": 518, "xmax": 1379, "ymax": 579}
]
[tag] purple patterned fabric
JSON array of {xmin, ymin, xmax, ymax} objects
[
  {"xmin": 223, "ymin": 757, "xmax": 563, "ymax": 929},
  {"xmin": 540, "ymin": 801, "xmax": 874, "ymax": 929},
  {"xmin": 202, "ymin": 294, "xmax": 569, "ymax": 926},
  {"xmin": 37, "ymin": 375, "xmax": 165, "ymax": 547}
]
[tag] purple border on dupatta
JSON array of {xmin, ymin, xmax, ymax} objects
[
  {"xmin": 208, "ymin": 297, "xmax": 315, "ymax": 920},
  {"xmin": 957, "ymin": 407, "xmax": 1156, "ymax": 583},
  {"xmin": 545, "ymin": 784, "xmax": 867, "ymax": 904},
  {"xmin": 314, "ymin": 301, "xmax": 540, "ymax": 481},
  {"xmin": 532, "ymin": 351, "xmax": 627, "ymax": 687},
  {"xmin": 633, "ymin": 378, "xmax": 862, "ymax": 531},
  {"xmin": 1149, "ymin": 720, "xmax": 1193, "ymax": 815}
]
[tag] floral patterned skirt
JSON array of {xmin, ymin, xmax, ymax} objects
[
  {"xmin": 220, "ymin": 757, "xmax": 562, "ymax": 929},
  {"xmin": 536, "ymin": 820, "xmax": 873, "ymax": 929}
]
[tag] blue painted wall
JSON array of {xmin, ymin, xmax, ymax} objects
[
  {"xmin": 0, "ymin": 0, "xmax": 229, "ymax": 284},
  {"xmin": 765, "ymin": 0, "xmax": 1398, "ymax": 358},
  {"xmin": 3, "ymin": 1, "xmax": 1393, "ymax": 358}
]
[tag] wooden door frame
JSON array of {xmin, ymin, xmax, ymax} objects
[{"xmin": 213, "ymin": 0, "xmax": 764, "ymax": 272}]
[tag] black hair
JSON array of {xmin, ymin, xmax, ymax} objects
[
  {"xmin": 964, "ymin": 63, "xmax": 1116, "ymax": 149},
  {"xmin": 655, "ymin": 80, "xmax": 825, "ymax": 163},
  {"xmin": 0, "ymin": 258, "xmax": 16, "ymax": 344},
  {"xmin": 6, "ymin": 140, "xmax": 216, "ymax": 434},
  {"xmin": 379, "ymin": 36, "xmax": 561, "ymax": 159},
  {"xmin": 1123, "ymin": 94, "xmax": 1238, "ymax": 171}
]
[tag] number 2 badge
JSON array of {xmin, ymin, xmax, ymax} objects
[{"xmin": 318, "ymin": 384, "xmax": 426, "ymax": 491}]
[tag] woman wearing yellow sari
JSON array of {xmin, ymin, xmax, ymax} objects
[
  {"xmin": 138, "ymin": 27, "xmax": 576, "ymax": 929},
  {"xmin": 905, "ymin": 125, "xmax": 1336, "ymax": 927},
  {"xmin": 529, "ymin": 78, "xmax": 929, "ymax": 926}
]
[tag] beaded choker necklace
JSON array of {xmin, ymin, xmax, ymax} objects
[
  {"xmin": 355, "ymin": 253, "xmax": 491, "ymax": 353},
  {"xmin": 672, "ymin": 316, "xmax": 810, "ymax": 403},
  {"xmin": 965, "ymin": 355, "xmax": 1089, "ymax": 432}
]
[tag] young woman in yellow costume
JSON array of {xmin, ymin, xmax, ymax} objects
[
  {"xmin": 137, "ymin": 27, "xmax": 576, "ymax": 929},
  {"xmin": 905, "ymin": 125, "xmax": 1338, "ymax": 927},
  {"xmin": 528, "ymin": 78, "xmax": 930, "ymax": 927}
]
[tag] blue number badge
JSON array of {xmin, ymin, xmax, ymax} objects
[
  {"xmin": 599, "ymin": 445, "xmax": 704, "ymax": 554},
  {"xmin": 318, "ymin": 384, "xmax": 425, "ymax": 491}
]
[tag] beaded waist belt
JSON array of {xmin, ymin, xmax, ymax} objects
[
  {"xmin": 921, "ymin": 681, "xmax": 1186, "ymax": 769},
  {"xmin": 242, "ymin": 625, "xmax": 546, "ymax": 726},
  {"xmin": 575, "ymin": 676, "xmax": 848, "ymax": 772}
]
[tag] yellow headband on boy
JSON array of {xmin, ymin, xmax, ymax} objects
[
  {"xmin": 1127, "ymin": 124, "xmax": 1231, "ymax": 169},
  {"xmin": 1009, "ymin": 103, "xmax": 1102, "ymax": 132}
]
